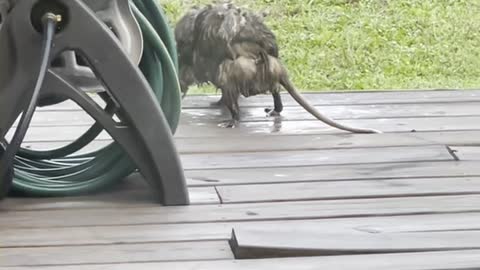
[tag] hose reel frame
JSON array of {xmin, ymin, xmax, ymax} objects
[{"xmin": 0, "ymin": 0, "xmax": 189, "ymax": 205}]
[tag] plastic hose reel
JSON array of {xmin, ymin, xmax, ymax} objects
[{"xmin": 0, "ymin": 0, "xmax": 189, "ymax": 205}]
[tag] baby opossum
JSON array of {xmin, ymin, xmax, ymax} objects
[{"xmin": 175, "ymin": 2, "xmax": 380, "ymax": 133}]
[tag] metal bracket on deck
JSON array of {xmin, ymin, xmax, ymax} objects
[{"xmin": 0, "ymin": 0, "xmax": 190, "ymax": 205}]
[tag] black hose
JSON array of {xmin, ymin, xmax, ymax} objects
[{"xmin": 0, "ymin": 13, "xmax": 57, "ymax": 196}]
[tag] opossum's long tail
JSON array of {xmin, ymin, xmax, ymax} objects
[{"xmin": 280, "ymin": 75, "xmax": 382, "ymax": 134}]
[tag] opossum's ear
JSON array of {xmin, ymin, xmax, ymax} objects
[{"xmin": 261, "ymin": 10, "xmax": 269, "ymax": 17}]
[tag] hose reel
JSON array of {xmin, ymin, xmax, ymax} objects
[{"xmin": 0, "ymin": 0, "xmax": 189, "ymax": 205}]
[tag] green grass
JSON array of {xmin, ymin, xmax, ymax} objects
[{"xmin": 160, "ymin": 0, "xmax": 480, "ymax": 93}]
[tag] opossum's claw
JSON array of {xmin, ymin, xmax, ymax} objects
[{"xmin": 218, "ymin": 119, "xmax": 238, "ymax": 128}]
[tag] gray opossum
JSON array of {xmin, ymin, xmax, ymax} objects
[{"xmin": 175, "ymin": 2, "xmax": 380, "ymax": 133}]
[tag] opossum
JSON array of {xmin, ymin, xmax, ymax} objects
[{"xmin": 175, "ymin": 2, "xmax": 380, "ymax": 133}]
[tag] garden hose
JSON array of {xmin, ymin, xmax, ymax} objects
[{"xmin": 5, "ymin": 0, "xmax": 182, "ymax": 197}]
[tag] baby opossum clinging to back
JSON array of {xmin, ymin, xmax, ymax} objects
[{"xmin": 175, "ymin": 2, "xmax": 381, "ymax": 133}]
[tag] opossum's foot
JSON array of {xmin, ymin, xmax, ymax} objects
[
  {"xmin": 218, "ymin": 119, "xmax": 238, "ymax": 128},
  {"xmin": 264, "ymin": 108, "xmax": 281, "ymax": 117}
]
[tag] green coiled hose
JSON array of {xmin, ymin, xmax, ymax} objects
[{"xmin": 10, "ymin": 0, "xmax": 182, "ymax": 196}]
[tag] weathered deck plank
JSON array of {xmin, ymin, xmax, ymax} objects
[
  {"xmin": 12, "ymin": 115, "xmax": 480, "ymax": 141},
  {"xmin": 4, "ymin": 213, "xmax": 480, "ymax": 248},
  {"xmin": 26, "ymin": 102, "xmax": 480, "ymax": 126},
  {"xmin": 19, "ymin": 130, "xmax": 480, "ymax": 155},
  {"xmin": 3, "ymin": 195, "xmax": 480, "ymax": 229},
  {"xmin": 180, "ymin": 146, "xmax": 454, "ymax": 170},
  {"xmin": 35, "ymin": 90, "xmax": 480, "ymax": 112},
  {"xmin": 1, "ymin": 187, "xmax": 219, "ymax": 211},
  {"xmin": 230, "ymin": 229, "xmax": 480, "ymax": 258},
  {"xmin": 0, "ymin": 241, "xmax": 233, "ymax": 267},
  {"xmin": 6, "ymin": 250, "xmax": 480, "ymax": 270},
  {"xmin": 216, "ymin": 177, "xmax": 480, "ymax": 203},
  {"xmin": 182, "ymin": 102, "xmax": 480, "ymax": 122},
  {"xmin": 1, "ymin": 174, "xmax": 219, "ymax": 211},
  {"xmin": 175, "ymin": 130, "xmax": 480, "ymax": 153},
  {"xmin": 180, "ymin": 90, "xmax": 480, "ymax": 107},
  {"xmin": 186, "ymin": 161, "xmax": 477, "ymax": 186}
]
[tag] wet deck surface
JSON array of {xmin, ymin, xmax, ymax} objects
[{"xmin": 3, "ymin": 90, "xmax": 480, "ymax": 269}]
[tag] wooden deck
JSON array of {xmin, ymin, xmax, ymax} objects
[{"xmin": 3, "ymin": 89, "xmax": 480, "ymax": 269}]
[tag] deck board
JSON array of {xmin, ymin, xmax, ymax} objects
[
  {"xmin": 230, "ymin": 229, "xmax": 480, "ymax": 258},
  {"xmin": 25, "ymin": 102, "xmax": 480, "ymax": 126},
  {"xmin": 19, "ymin": 130, "xmax": 480, "ymax": 154},
  {"xmin": 3, "ymin": 195, "xmax": 480, "ymax": 229},
  {"xmin": 1, "ymin": 187, "xmax": 219, "ymax": 211},
  {"xmin": 1, "ymin": 241, "xmax": 233, "ymax": 267},
  {"xmin": 6, "ymin": 250, "xmax": 480, "ymax": 270},
  {"xmin": 4, "ymin": 213, "xmax": 480, "ymax": 248},
  {"xmin": 216, "ymin": 177, "xmax": 480, "ymax": 203},
  {"xmin": 185, "ymin": 161, "xmax": 477, "ymax": 186},
  {"xmin": 180, "ymin": 89, "xmax": 480, "ymax": 107},
  {"xmin": 1, "ymin": 175, "xmax": 220, "ymax": 211},
  {"xmin": 180, "ymin": 145, "xmax": 454, "ymax": 170},
  {"xmin": 36, "ymin": 89, "xmax": 480, "ymax": 111},
  {"xmin": 13, "ymin": 115, "xmax": 480, "ymax": 141},
  {"xmin": 3, "ymin": 90, "xmax": 480, "ymax": 269}
]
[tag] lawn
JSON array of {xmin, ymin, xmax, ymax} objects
[{"xmin": 160, "ymin": 0, "xmax": 480, "ymax": 93}]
